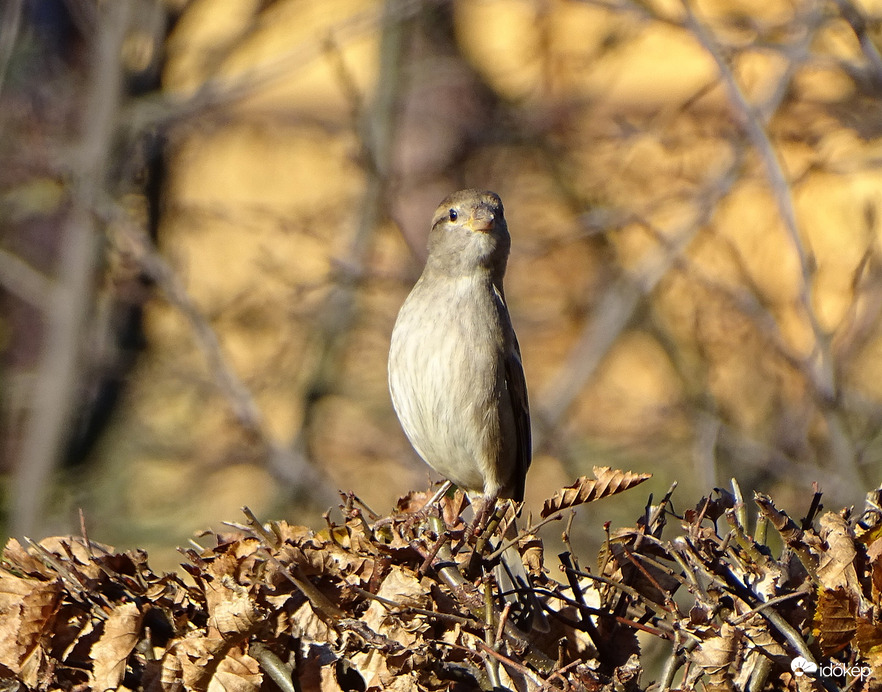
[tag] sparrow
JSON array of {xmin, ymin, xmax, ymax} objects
[{"xmin": 388, "ymin": 188, "xmax": 542, "ymax": 629}]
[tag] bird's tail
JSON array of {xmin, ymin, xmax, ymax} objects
[{"xmin": 493, "ymin": 510, "xmax": 550, "ymax": 633}]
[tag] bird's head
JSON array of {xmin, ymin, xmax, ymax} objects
[{"xmin": 426, "ymin": 189, "xmax": 511, "ymax": 279}]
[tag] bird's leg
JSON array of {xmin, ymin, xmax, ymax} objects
[
  {"xmin": 458, "ymin": 493, "xmax": 501, "ymax": 579},
  {"xmin": 473, "ymin": 494, "xmax": 496, "ymax": 538},
  {"xmin": 451, "ymin": 493, "xmax": 496, "ymax": 553},
  {"xmin": 474, "ymin": 499, "xmax": 507, "ymax": 557}
]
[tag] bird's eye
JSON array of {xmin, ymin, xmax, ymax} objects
[{"xmin": 448, "ymin": 209, "xmax": 458, "ymax": 222}]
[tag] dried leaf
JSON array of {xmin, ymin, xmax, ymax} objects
[
  {"xmin": 740, "ymin": 616, "xmax": 787, "ymax": 660},
  {"xmin": 541, "ymin": 467, "xmax": 652, "ymax": 518},
  {"xmin": 856, "ymin": 619, "xmax": 882, "ymax": 681},
  {"xmin": 158, "ymin": 645, "xmax": 184, "ymax": 690},
  {"xmin": 813, "ymin": 587, "xmax": 858, "ymax": 655},
  {"xmin": 292, "ymin": 599, "xmax": 337, "ymax": 647},
  {"xmin": 692, "ymin": 624, "xmax": 738, "ymax": 690},
  {"xmin": 175, "ymin": 633, "xmax": 228, "ymax": 689},
  {"xmin": 208, "ymin": 649, "xmax": 262, "ymax": 692},
  {"xmin": 685, "ymin": 490, "xmax": 736, "ymax": 524},
  {"xmin": 90, "ymin": 601, "xmax": 142, "ymax": 690},
  {"xmin": 0, "ymin": 573, "xmax": 61, "ymax": 672},
  {"xmin": 2, "ymin": 477, "xmax": 873, "ymax": 691},
  {"xmin": 360, "ymin": 566, "xmax": 428, "ymax": 649},
  {"xmin": 205, "ymin": 572, "xmax": 261, "ymax": 636},
  {"xmin": 869, "ymin": 541, "xmax": 882, "ymax": 605},
  {"xmin": 2, "ymin": 539, "xmax": 54, "ymax": 578},
  {"xmin": 395, "ymin": 490, "xmax": 433, "ymax": 514},
  {"xmin": 817, "ymin": 513, "xmax": 859, "ymax": 592},
  {"xmin": 349, "ymin": 648, "xmax": 391, "ymax": 691},
  {"xmin": 319, "ymin": 660, "xmax": 345, "ymax": 692}
]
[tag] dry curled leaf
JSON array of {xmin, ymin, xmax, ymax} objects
[
  {"xmin": 0, "ymin": 573, "xmax": 61, "ymax": 673},
  {"xmin": 856, "ymin": 619, "xmax": 882, "ymax": 680},
  {"xmin": 540, "ymin": 466, "xmax": 652, "ymax": 518},
  {"xmin": 90, "ymin": 601, "xmax": 142, "ymax": 690},
  {"xmin": 813, "ymin": 586, "xmax": 859, "ymax": 655},
  {"xmin": 209, "ymin": 648, "xmax": 262, "ymax": 692},
  {"xmin": 817, "ymin": 512, "xmax": 860, "ymax": 592},
  {"xmin": 207, "ymin": 575, "xmax": 262, "ymax": 636},
  {"xmin": 692, "ymin": 624, "xmax": 739, "ymax": 689}
]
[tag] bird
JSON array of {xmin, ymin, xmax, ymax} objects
[{"xmin": 388, "ymin": 188, "xmax": 542, "ymax": 629}]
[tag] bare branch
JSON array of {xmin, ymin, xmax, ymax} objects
[
  {"xmin": 0, "ymin": 245, "xmax": 51, "ymax": 309},
  {"xmin": 682, "ymin": 1, "xmax": 866, "ymax": 491},
  {"xmin": 535, "ymin": 157, "xmax": 740, "ymax": 443},
  {"xmin": 11, "ymin": 1, "xmax": 134, "ymax": 538},
  {"xmin": 831, "ymin": 0, "xmax": 882, "ymax": 88},
  {"xmin": 111, "ymin": 217, "xmax": 336, "ymax": 503},
  {"xmin": 0, "ymin": 0, "xmax": 23, "ymax": 101},
  {"xmin": 292, "ymin": 0, "xmax": 409, "ymax": 462},
  {"xmin": 121, "ymin": 0, "xmax": 424, "ymax": 136},
  {"xmin": 682, "ymin": 0, "xmax": 835, "ymax": 400}
]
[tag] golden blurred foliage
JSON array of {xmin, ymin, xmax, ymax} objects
[{"xmin": 3, "ymin": 0, "xmax": 882, "ymax": 563}]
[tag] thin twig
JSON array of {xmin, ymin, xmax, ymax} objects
[
  {"xmin": 475, "ymin": 639, "xmax": 547, "ymax": 690},
  {"xmin": 566, "ymin": 565, "xmax": 672, "ymax": 621},
  {"xmin": 831, "ymin": 0, "xmax": 882, "ymax": 88},
  {"xmin": 347, "ymin": 586, "xmax": 473, "ymax": 626},
  {"xmin": 250, "ymin": 643, "xmax": 298, "ymax": 692},
  {"xmin": 535, "ymin": 153, "xmax": 741, "ymax": 444},
  {"xmin": 681, "ymin": 0, "xmax": 836, "ymax": 404},
  {"xmin": 729, "ymin": 584, "xmax": 812, "ymax": 626},
  {"xmin": 110, "ymin": 217, "xmax": 335, "ymax": 499},
  {"xmin": 539, "ymin": 660, "xmax": 582, "ymax": 691},
  {"xmin": 122, "ymin": 0, "xmax": 424, "ymax": 134}
]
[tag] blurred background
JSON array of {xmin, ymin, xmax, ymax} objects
[{"xmin": 2, "ymin": 0, "xmax": 882, "ymax": 570}]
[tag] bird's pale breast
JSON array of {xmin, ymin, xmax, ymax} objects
[{"xmin": 389, "ymin": 273, "xmax": 510, "ymax": 494}]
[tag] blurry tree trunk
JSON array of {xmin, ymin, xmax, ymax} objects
[{"xmin": 12, "ymin": 1, "xmax": 133, "ymax": 538}]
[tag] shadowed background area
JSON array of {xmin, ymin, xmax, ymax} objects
[{"xmin": 2, "ymin": 0, "xmax": 882, "ymax": 569}]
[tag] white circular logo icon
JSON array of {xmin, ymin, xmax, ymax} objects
[{"xmin": 790, "ymin": 657, "xmax": 818, "ymax": 677}]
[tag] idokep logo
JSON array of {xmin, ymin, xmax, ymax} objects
[
  {"xmin": 790, "ymin": 657, "xmax": 818, "ymax": 677},
  {"xmin": 790, "ymin": 656, "xmax": 871, "ymax": 681}
]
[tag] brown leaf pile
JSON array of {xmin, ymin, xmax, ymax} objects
[{"xmin": 2, "ymin": 475, "xmax": 882, "ymax": 691}]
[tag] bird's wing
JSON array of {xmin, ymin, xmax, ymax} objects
[
  {"xmin": 505, "ymin": 336, "xmax": 531, "ymax": 502},
  {"xmin": 495, "ymin": 286, "xmax": 531, "ymax": 503}
]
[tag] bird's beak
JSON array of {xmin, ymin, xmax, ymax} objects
[{"xmin": 466, "ymin": 206, "xmax": 496, "ymax": 233}]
